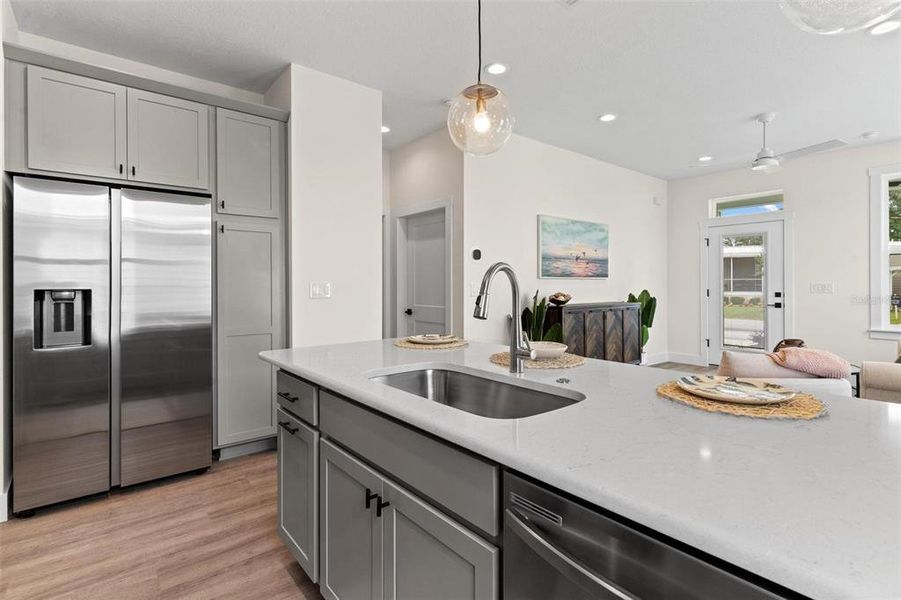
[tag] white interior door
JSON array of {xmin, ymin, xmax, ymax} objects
[
  {"xmin": 707, "ymin": 220, "xmax": 785, "ymax": 364},
  {"xmin": 400, "ymin": 210, "xmax": 447, "ymax": 336}
]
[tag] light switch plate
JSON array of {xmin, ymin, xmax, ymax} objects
[
  {"xmin": 809, "ymin": 282, "xmax": 834, "ymax": 295},
  {"xmin": 310, "ymin": 281, "xmax": 332, "ymax": 299}
]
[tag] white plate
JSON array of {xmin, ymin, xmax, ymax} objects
[
  {"xmin": 530, "ymin": 341, "xmax": 568, "ymax": 359},
  {"xmin": 676, "ymin": 376, "xmax": 796, "ymax": 405},
  {"xmin": 406, "ymin": 334, "xmax": 458, "ymax": 345}
]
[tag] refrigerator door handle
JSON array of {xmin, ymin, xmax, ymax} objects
[{"xmin": 110, "ymin": 188, "xmax": 122, "ymax": 487}]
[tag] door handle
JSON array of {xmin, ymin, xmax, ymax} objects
[
  {"xmin": 376, "ymin": 497, "xmax": 391, "ymax": 518},
  {"xmin": 277, "ymin": 391, "xmax": 298, "ymax": 403},
  {"xmin": 404, "ymin": 308, "xmax": 413, "ymax": 316},
  {"xmin": 365, "ymin": 488, "xmax": 379, "ymax": 510},
  {"xmin": 505, "ymin": 509, "xmax": 637, "ymax": 600},
  {"xmin": 277, "ymin": 421, "xmax": 298, "ymax": 435},
  {"xmin": 767, "ymin": 302, "xmax": 783, "ymax": 309}
]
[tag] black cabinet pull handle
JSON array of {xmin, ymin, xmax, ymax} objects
[
  {"xmin": 277, "ymin": 391, "xmax": 298, "ymax": 403},
  {"xmin": 219, "ymin": 200, "xmax": 225, "ymax": 209},
  {"xmin": 376, "ymin": 497, "xmax": 391, "ymax": 518},
  {"xmin": 365, "ymin": 488, "xmax": 379, "ymax": 510},
  {"xmin": 278, "ymin": 421, "xmax": 298, "ymax": 435},
  {"xmin": 131, "ymin": 166, "xmax": 136, "ymax": 176},
  {"xmin": 119, "ymin": 164, "xmax": 123, "ymax": 174}
]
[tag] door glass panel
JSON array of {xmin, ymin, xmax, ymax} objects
[{"xmin": 721, "ymin": 234, "xmax": 765, "ymax": 349}]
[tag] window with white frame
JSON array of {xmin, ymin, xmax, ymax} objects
[
  {"xmin": 869, "ymin": 164, "xmax": 901, "ymax": 335},
  {"xmin": 712, "ymin": 192, "xmax": 784, "ymax": 218}
]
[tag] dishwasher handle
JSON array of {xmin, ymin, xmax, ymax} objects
[{"xmin": 505, "ymin": 508, "xmax": 638, "ymax": 600}]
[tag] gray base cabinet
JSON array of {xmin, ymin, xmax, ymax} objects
[
  {"xmin": 277, "ymin": 408, "xmax": 319, "ymax": 583},
  {"xmin": 320, "ymin": 439, "xmax": 384, "ymax": 600},
  {"xmin": 319, "ymin": 439, "xmax": 498, "ymax": 600}
]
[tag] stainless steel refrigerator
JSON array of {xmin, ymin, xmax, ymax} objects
[{"xmin": 12, "ymin": 176, "xmax": 212, "ymax": 513}]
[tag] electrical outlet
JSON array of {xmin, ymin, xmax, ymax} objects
[
  {"xmin": 310, "ymin": 281, "xmax": 332, "ymax": 299},
  {"xmin": 809, "ymin": 282, "xmax": 834, "ymax": 295}
]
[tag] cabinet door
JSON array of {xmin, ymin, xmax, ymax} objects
[
  {"xmin": 216, "ymin": 109, "xmax": 283, "ymax": 218},
  {"xmin": 320, "ymin": 440, "xmax": 384, "ymax": 600},
  {"xmin": 216, "ymin": 218, "xmax": 284, "ymax": 446},
  {"xmin": 584, "ymin": 310, "xmax": 606, "ymax": 360},
  {"xmin": 26, "ymin": 65, "xmax": 127, "ymax": 179},
  {"xmin": 383, "ymin": 480, "xmax": 498, "ymax": 600},
  {"xmin": 127, "ymin": 89, "xmax": 210, "ymax": 189},
  {"xmin": 563, "ymin": 310, "xmax": 586, "ymax": 357},
  {"xmin": 623, "ymin": 307, "xmax": 642, "ymax": 364},
  {"xmin": 277, "ymin": 408, "xmax": 319, "ymax": 583},
  {"xmin": 604, "ymin": 310, "xmax": 624, "ymax": 362}
]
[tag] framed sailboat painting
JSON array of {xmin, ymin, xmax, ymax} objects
[{"xmin": 538, "ymin": 215, "xmax": 609, "ymax": 279}]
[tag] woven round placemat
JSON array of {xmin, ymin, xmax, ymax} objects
[
  {"xmin": 394, "ymin": 339, "xmax": 469, "ymax": 350},
  {"xmin": 489, "ymin": 352, "xmax": 586, "ymax": 369},
  {"xmin": 656, "ymin": 381, "xmax": 826, "ymax": 420}
]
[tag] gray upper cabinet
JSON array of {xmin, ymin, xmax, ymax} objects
[
  {"xmin": 127, "ymin": 88, "xmax": 210, "ymax": 189},
  {"xmin": 277, "ymin": 408, "xmax": 319, "ymax": 583},
  {"xmin": 320, "ymin": 440, "xmax": 384, "ymax": 600},
  {"xmin": 216, "ymin": 108, "xmax": 283, "ymax": 218},
  {"xmin": 26, "ymin": 65, "xmax": 127, "ymax": 179},
  {"xmin": 382, "ymin": 480, "xmax": 499, "ymax": 600},
  {"xmin": 216, "ymin": 217, "xmax": 284, "ymax": 446}
]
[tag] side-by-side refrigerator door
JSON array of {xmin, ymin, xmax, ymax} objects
[
  {"xmin": 117, "ymin": 188, "xmax": 212, "ymax": 486},
  {"xmin": 12, "ymin": 177, "xmax": 111, "ymax": 512}
]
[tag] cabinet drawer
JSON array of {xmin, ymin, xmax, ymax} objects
[
  {"xmin": 320, "ymin": 390, "xmax": 499, "ymax": 537},
  {"xmin": 276, "ymin": 370, "xmax": 318, "ymax": 425}
]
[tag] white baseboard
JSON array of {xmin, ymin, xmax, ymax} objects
[
  {"xmin": 218, "ymin": 436, "xmax": 276, "ymax": 461},
  {"xmin": 1, "ymin": 481, "xmax": 8, "ymax": 523},
  {"xmin": 644, "ymin": 352, "xmax": 670, "ymax": 365},
  {"xmin": 665, "ymin": 352, "xmax": 709, "ymax": 367}
]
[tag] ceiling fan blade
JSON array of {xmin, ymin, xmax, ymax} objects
[{"xmin": 777, "ymin": 139, "xmax": 847, "ymax": 162}]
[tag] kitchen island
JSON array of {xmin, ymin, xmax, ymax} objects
[{"xmin": 261, "ymin": 339, "xmax": 901, "ymax": 600}]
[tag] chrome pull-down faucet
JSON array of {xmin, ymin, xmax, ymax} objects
[{"xmin": 473, "ymin": 262, "xmax": 536, "ymax": 374}]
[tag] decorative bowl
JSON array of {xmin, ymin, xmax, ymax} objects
[
  {"xmin": 530, "ymin": 341, "xmax": 568, "ymax": 359},
  {"xmin": 548, "ymin": 292, "xmax": 572, "ymax": 306}
]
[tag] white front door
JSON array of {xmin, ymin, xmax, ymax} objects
[
  {"xmin": 400, "ymin": 209, "xmax": 447, "ymax": 336},
  {"xmin": 707, "ymin": 220, "xmax": 785, "ymax": 364}
]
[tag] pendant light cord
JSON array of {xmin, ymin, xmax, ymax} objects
[{"xmin": 477, "ymin": 0, "xmax": 482, "ymax": 84}]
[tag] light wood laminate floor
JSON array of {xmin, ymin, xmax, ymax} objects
[
  {"xmin": 653, "ymin": 361, "xmax": 717, "ymax": 374},
  {"xmin": 0, "ymin": 451, "xmax": 322, "ymax": 600}
]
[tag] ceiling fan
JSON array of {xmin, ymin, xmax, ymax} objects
[
  {"xmin": 750, "ymin": 112, "xmax": 847, "ymax": 174},
  {"xmin": 689, "ymin": 113, "xmax": 847, "ymax": 173}
]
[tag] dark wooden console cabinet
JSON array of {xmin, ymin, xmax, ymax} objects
[{"xmin": 545, "ymin": 302, "xmax": 642, "ymax": 364}]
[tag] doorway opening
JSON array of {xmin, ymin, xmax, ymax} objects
[{"xmin": 393, "ymin": 203, "xmax": 452, "ymax": 337}]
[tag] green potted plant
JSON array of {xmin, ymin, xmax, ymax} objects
[
  {"xmin": 521, "ymin": 291, "xmax": 564, "ymax": 343},
  {"xmin": 627, "ymin": 289, "xmax": 657, "ymax": 365}
]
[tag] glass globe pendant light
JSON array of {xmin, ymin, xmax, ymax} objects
[
  {"xmin": 447, "ymin": 0, "xmax": 514, "ymax": 156},
  {"xmin": 778, "ymin": 0, "xmax": 901, "ymax": 35}
]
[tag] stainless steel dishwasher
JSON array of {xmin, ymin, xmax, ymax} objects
[{"xmin": 503, "ymin": 472, "xmax": 788, "ymax": 600}]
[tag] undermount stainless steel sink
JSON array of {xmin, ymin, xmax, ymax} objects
[{"xmin": 370, "ymin": 368, "xmax": 584, "ymax": 419}]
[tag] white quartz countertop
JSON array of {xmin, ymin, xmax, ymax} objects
[{"xmin": 260, "ymin": 340, "xmax": 901, "ymax": 600}]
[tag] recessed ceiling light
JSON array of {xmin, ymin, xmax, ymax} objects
[
  {"xmin": 598, "ymin": 113, "xmax": 617, "ymax": 122},
  {"xmin": 381, "ymin": 125, "xmax": 391, "ymax": 134},
  {"xmin": 870, "ymin": 20, "xmax": 901, "ymax": 35},
  {"xmin": 484, "ymin": 62, "xmax": 508, "ymax": 75},
  {"xmin": 861, "ymin": 130, "xmax": 880, "ymax": 139},
  {"xmin": 698, "ymin": 155, "xmax": 713, "ymax": 162}
]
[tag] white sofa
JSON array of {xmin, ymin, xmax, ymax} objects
[{"xmin": 715, "ymin": 350, "xmax": 852, "ymax": 397}]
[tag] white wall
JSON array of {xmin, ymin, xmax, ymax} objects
[
  {"xmin": 463, "ymin": 135, "xmax": 669, "ymax": 359},
  {"xmin": 276, "ymin": 64, "xmax": 383, "ymax": 346},
  {"xmin": 388, "ymin": 128, "xmax": 464, "ymax": 337},
  {"xmin": 668, "ymin": 141, "xmax": 901, "ymax": 364}
]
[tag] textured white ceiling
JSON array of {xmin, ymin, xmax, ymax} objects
[{"xmin": 10, "ymin": 0, "xmax": 901, "ymax": 179}]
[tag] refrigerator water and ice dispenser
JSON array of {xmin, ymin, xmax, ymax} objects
[{"xmin": 33, "ymin": 289, "xmax": 92, "ymax": 349}]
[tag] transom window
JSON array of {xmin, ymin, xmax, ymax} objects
[{"xmin": 714, "ymin": 193, "xmax": 784, "ymax": 217}]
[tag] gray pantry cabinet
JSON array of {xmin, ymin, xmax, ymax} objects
[
  {"xmin": 25, "ymin": 65, "xmax": 210, "ymax": 189},
  {"xmin": 277, "ymin": 407, "xmax": 319, "ymax": 581},
  {"xmin": 216, "ymin": 108, "xmax": 284, "ymax": 218},
  {"xmin": 216, "ymin": 217, "xmax": 284, "ymax": 445}
]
